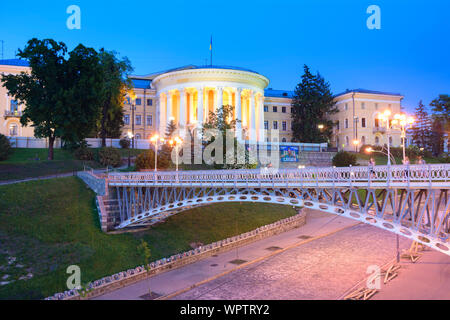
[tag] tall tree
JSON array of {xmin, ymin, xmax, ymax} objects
[
  {"xmin": 2, "ymin": 39, "xmax": 103, "ymax": 159},
  {"xmin": 203, "ymin": 104, "xmax": 254, "ymax": 169},
  {"xmin": 430, "ymin": 94, "xmax": 450, "ymax": 152},
  {"xmin": 96, "ymin": 50, "xmax": 133, "ymax": 146},
  {"xmin": 61, "ymin": 44, "xmax": 104, "ymax": 145},
  {"xmin": 430, "ymin": 117, "xmax": 445, "ymax": 157},
  {"xmin": 2, "ymin": 39, "xmax": 67, "ymax": 160},
  {"xmin": 410, "ymin": 100, "xmax": 432, "ymax": 150},
  {"xmin": 430, "ymin": 94, "xmax": 450, "ymax": 130},
  {"xmin": 291, "ymin": 65, "xmax": 337, "ymax": 143}
]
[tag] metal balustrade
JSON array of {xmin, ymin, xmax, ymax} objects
[
  {"xmin": 107, "ymin": 164, "xmax": 450, "ymax": 189},
  {"xmin": 91, "ymin": 164, "xmax": 450, "ymax": 255}
]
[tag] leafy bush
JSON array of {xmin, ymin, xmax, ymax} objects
[
  {"xmin": 74, "ymin": 147, "xmax": 93, "ymax": 161},
  {"xmin": 119, "ymin": 138, "xmax": 130, "ymax": 149},
  {"xmin": 0, "ymin": 134, "xmax": 12, "ymax": 161},
  {"xmin": 135, "ymin": 149, "xmax": 170, "ymax": 171},
  {"xmin": 437, "ymin": 156, "xmax": 450, "ymax": 163},
  {"xmin": 97, "ymin": 147, "xmax": 122, "ymax": 167},
  {"xmin": 332, "ymin": 151, "xmax": 358, "ymax": 167}
]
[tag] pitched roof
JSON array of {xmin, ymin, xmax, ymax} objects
[
  {"xmin": 264, "ymin": 88, "xmax": 294, "ymax": 98},
  {"xmin": 0, "ymin": 59, "xmax": 30, "ymax": 67},
  {"xmin": 335, "ymin": 88, "xmax": 402, "ymax": 97}
]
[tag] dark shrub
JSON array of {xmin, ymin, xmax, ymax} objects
[
  {"xmin": 74, "ymin": 147, "xmax": 93, "ymax": 161},
  {"xmin": 0, "ymin": 134, "xmax": 12, "ymax": 161},
  {"xmin": 332, "ymin": 151, "xmax": 358, "ymax": 167},
  {"xmin": 135, "ymin": 149, "xmax": 171, "ymax": 171},
  {"xmin": 119, "ymin": 138, "xmax": 130, "ymax": 149},
  {"xmin": 97, "ymin": 147, "xmax": 122, "ymax": 167}
]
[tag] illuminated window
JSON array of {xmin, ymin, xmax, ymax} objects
[{"xmin": 9, "ymin": 123, "xmax": 18, "ymax": 136}]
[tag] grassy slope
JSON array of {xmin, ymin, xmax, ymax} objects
[
  {"xmin": 0, "ymin": 177, "xmax": 296, "ymax": 299},
  {"xmin": 0, "ymin": 149, "xmax": 101, "ymax": 181}
]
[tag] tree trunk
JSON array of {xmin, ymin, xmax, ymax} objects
[
  {"xmin": 48, "ymin": 136, "xmax": 55, "ymax": 160},
  {"xmin": 100, "ymin": 100, "xmax": 110, "ymax": 148}
]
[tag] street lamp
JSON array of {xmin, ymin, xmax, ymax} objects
[
  {"xmin": 393, "ymin": 113, "xmax": 415, "ymax": 162},
  {"xmin": 128, "ymin": 90, "xmax": 137, "ymax": 149},
  {"xmin": 352, "ymin": 139, "xmax": 360, "ymax": 152},
  {"xmin": 127, "ymin": 131, "xmax": 134, "ymax": 168},
  {"xmin": 365, "ymin": 146, "xmax": 397, "ymax": 165},
  {"xmin": 378, "ymin": 110, "xmax": 395, "ymax": 165},
  {"xmin": 150, "ymin": 134, "xmax": 165, "ymax": 172},
  {"xmin": 169, "ymin": 136, "xmax": 183, "ymax": 172}
]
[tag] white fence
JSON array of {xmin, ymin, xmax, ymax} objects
[{"xmin": 7, "ymin": 136, "xmax": 329, "ymax": 151}]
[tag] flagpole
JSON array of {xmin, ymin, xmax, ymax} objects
[{"xmin": 210, "ymin": 35, "xmax": 213, "ymax": 66}]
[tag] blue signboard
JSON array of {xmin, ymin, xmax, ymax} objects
[{"xmin": 280, "ymin": 146, "xmax": 299, "ymax": 162}]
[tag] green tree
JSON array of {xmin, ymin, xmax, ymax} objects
[
  {"xmin": 430, "ymin": 117, "xmax": 445, "ymax": 157},
  {"xmin": 291, "ymin": 65, "xmax": 337, "ymax": 143},
  {"xmin": 61, "ymin": 44, "xmax": 104, "ymax": 145},
  {"xmin": 203, "ymin": 104, "xmax": 256, "ymax": 169},
  {"xmin": 410, "ymin": 101, "xmax": 432, "ymax": 150},
  {"xmin": 95, "ymin": 50, "xmax": 133, "ymax": 146},
  {"xmin": 430, "ymin": 94, "xmax": 450, "ymax": 130},
  {"xmin": 1, "ymin": 38, "xmax": 103, "ymax": 160},
  {"xmin": 137, "ymin": 240, "xmax": 153, "ymax": 298},
  {"xmin": 430, "ymin": 94, "xmax": 450, "ymax": 152}
]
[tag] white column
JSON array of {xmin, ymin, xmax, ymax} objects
[
  {"xmin": 166, "ymin": 91, "xmax": 172, "ymax": 126},
  {"xmin": 160, "ymin": 92, "xmax": 167, "ymax": 134},
  {"xmin": 156, "ymin": 93, "xmax": 161, "ymax": 135},
  {"xmin": 249, "ymin": 91, "xmax": 256, "ymax": 142},
  {"xmin": 217, "ymin": 87, "xmax": 223, "ymax": 111},
  {"xmin": 204, "ymin": 88, "xmax": 209, "ymax": 121},
  {"xmin": 258, "ymin": 95, "xmax": 265, "ymax": 142},
  {"xmin": 179, "ymin": 88, "xmax": 187, "ymax": 137},
  {"xmin": 197, "ymin": 87, "xmax": 204, "ymax": 128},
  {"xmin": 235, "ymin": 88, "xmax": 242, "ymax": 140},
  {"xmin": 189, "ymin": 91, "xmax": 195, "ymax": 124}
]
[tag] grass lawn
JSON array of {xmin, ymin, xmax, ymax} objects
[
  {"xmin": 356, "ymin": 153, "xmax": 441, "ymax": 165},
  {"xmin": 0, "ymin": 177, "xmax": 297, "ymax": 299},
  {"xmin": 0, "ymin": 148, "xmax": 101, "ymax": 181}
]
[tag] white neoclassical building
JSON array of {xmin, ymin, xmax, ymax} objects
[{"xmin": 130, "ymin": 65, "xmax": 270, "ymax": 142}]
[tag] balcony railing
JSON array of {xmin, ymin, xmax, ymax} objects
[
  {"xmin": 373, "ymin": 127, "xmax": 386, "ymax": 134},
  {"xmin": 4, "ymin": 110, "xmax": 22, "ymax": 118}
]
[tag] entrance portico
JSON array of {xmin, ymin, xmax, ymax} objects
[{"xmin": 151, "ymin": 66, "xmax": 269, "ymax": 142}]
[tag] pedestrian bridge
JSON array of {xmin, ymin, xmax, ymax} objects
[{"xmin": 96, "ymin": 164, "xmax": 450, "ymax": 255}]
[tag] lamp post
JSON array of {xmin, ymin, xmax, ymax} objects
[
  {"xmin": 127, "ymin": 131, "xmax": 134, "ymax": 168},
  {"xmin": 128, "ymin": 90, "xmax": 137, "ymax": 149},
  {"xmin": 378, "ymin": 110, "xmax": 393, "ymax": 165},
  {"xmin": 169, "ymin": 136, "xmax": 183, "ymax": 172},
  {"xmin": 393, "ymin": 114, "xmax": 415, "ymax": 162},
  {"xmin": 150, "ymin": 134, "xmax": 165, "ymax": 172},
  {"xmin": 353, "ymin": 139, "xmax": 360, "ymax": 152}
]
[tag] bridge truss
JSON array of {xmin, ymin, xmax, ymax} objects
[{"xmin": 104, "ymin": 164, "xmax": 450, "ymax": 255}]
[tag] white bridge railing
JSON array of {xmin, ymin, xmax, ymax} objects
[{"xmin": 107, "ymin": 164, "xmax": 450, "ymax": 188}]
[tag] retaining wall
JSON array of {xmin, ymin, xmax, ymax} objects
[{"xmin": 46, "ymin": 210, "xmax": 306, "ymax": 300}]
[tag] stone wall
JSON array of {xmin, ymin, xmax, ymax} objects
[
  {"xmin": 46, "ymin": 210, "xmax": 306, "ymax": 300},
  {"xmin": 77, "ymin": 171, "xmax": 107, "ymax": 196}
]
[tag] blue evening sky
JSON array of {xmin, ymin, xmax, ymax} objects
[{"xmin": 1, "ymin": 0, "xmax": 449, "ymax": 113}]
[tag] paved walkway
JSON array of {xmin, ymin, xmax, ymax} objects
[
  {"xmin": 372, "ymin": 250, "xmax": 450, "ymax": 300},
  {"xmin": 0, "ymin": 172, "xmax": 77, "ymax": 186},
  {"xmin": 94, "ymin": 210, "xmax": 400, "ymax": 300}
]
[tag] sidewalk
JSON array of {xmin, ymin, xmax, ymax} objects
[
  {"xmin": 373, "ymin": 250, "xmax": 450, "ymax": 300},
  {"xmin": 94, "ymin": 210, "xmax": 360, "ymax": 300}
]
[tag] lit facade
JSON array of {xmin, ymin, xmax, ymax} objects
[{"xmin": 0, "ymin": 60, "xmax": 405, "ymax": 149}]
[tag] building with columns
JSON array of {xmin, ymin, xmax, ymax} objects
[
  {"xmin": 128, "ymin": 65, "xmax": 269, "ymax": 142},
  {"xmin": 0, "ymin": 59, "xmax": 407, "ymax": 151}
]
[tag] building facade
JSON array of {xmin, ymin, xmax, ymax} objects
[{"xmin": 0, "ymin": 60, "xmax": 404, "ymax": 150}]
